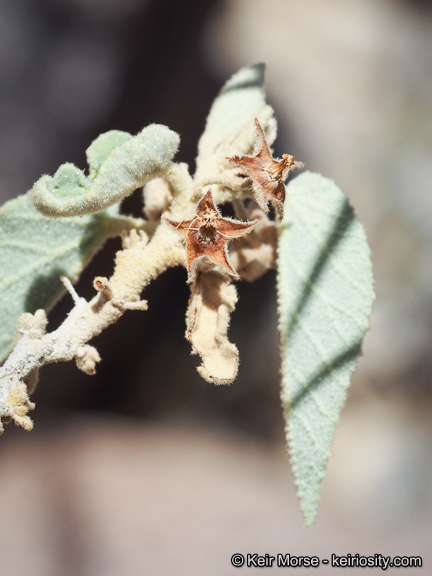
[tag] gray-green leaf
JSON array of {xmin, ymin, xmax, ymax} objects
[
  {"xmin": 277, "ymin": 171, "xmax": 374, "ymax": 525},
  {"xmin": 0, "ymin": 193, "xmax": 136, "ymax": 362},
  {"xmin": 32, "ymin": 124, "xmax": 179, "ymax": 217},
  {"xmin": 86, "ymin": 130, "xmax": 132, "ymax": 177},
  {"xmin": 194, "ymin": 64, "xmax": 276, "ymax": 197}
]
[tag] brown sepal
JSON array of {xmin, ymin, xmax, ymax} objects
[
  {"xmin": 164, "ymin": 190, "xmax": 257, "ymax": 282},
  {"xmin": 228, "ymin": 119, "xmax": 304, "ymax": 220}
]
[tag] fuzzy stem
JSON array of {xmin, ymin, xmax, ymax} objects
[{"xmin": 0, "ymin": 165, "xmax": 191, "ymax": 432}]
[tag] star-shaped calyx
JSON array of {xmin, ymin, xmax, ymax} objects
[
  {"xmin": 228, "ymin": 119, "xmax": 304, "ymax": 221},
  {"xmin": 164, "ymin": 190, "xmax": 257, "ymax": 282}
]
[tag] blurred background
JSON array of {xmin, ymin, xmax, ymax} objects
[{"xmin": 1, "ymin": 0, "xmax": 432, "ymax": 573}]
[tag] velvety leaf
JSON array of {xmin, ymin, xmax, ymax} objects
[
  {"xmin": 277, "ymin": 171, "xmax": 374, "ymax": 525},
  {"xmin": 194, "ymin": 64, "xmax": 277, "ymax": 196},
  {"xmin": 32, "ymin": 124, "xmax": 179, "ymax": 216},
  {"xmin": 0, "ymin": 193, "xmax": 135, "ymax": 361},
  {"xmin": 86, "ymin": 130, "xmax": 132, "ymax": 176},
  {"xmin": 197, "ymin": 63, "xmax": 268, "ymax": 155}
]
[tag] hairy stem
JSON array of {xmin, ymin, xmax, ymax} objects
[{"xmin": 0, "ymin": 170, "xmax": 189, "ymax": 432}]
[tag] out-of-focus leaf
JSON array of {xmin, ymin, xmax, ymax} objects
[
  {"xmin": 277, "ymin": 171, "xmax": 374, "ymax": 525},
  {"xmin": 0, "ymin": 193, "xmax": 135, "ymax": 361}
]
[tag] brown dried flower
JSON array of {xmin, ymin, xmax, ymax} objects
[
  {"xmin": 164, "ymin": 190, "xmax": 257, "ymax": 281},
  {"xmin": 228, "ymin": 119, "xmax": 304, "ymax": 220}
]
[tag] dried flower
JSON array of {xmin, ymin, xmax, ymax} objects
[
  {"xmin": 228, "ymin": 119, "xmax": 304, "ymax": 220},
  {"xmin": 229, "ymin": 202, "xmax": 278, "ymax": 281},
  {"xmin": 186, "ymin": 270, "xmax": 239, "ymax": 385},
  {"xmin": 164, "ymin": 190, "xmax": 257, "ymax": 281}
]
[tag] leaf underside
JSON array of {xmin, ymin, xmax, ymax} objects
[
  {"xmin": 277, "ymin": 171, "xmax": 374, "ymax": 525},
  {"xmin": 0, "ymin": 194, "xmax": 125, "ymax": 362}
]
